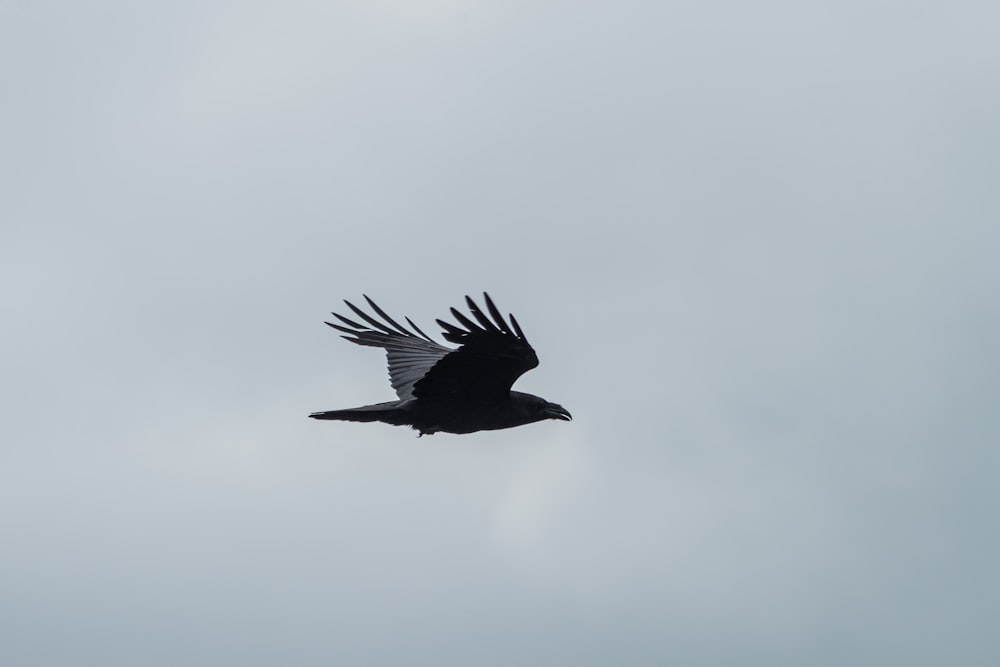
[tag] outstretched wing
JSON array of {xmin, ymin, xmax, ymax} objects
[
  {"xmin": 413, "ymin": 293, "xmax": 539, "ymax": 400},
  {"xmin": 326, "ymin": 296, "xmax": 453, "ymax": 400}
]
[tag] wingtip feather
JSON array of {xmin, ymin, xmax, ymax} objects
[{"xmin": 482, "ymin": 292, "xmax": 508, "ymax": 332}]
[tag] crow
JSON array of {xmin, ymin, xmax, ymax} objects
[{"xmin": 309, "ymin": 293, "xmax": 572, "ymax": 436}]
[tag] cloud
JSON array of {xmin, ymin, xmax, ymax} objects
[
  {"xmin": 490, "ymin": 430, "xmax": 592, "ymax": 564},
  {"xmin": 2, "ymin": 0, "xmax": 998, "ymax": 665}
]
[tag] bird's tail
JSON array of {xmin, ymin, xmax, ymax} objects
[{"xmin": 309, "ymin": 401, "xmax": 410, "ymax": 426}]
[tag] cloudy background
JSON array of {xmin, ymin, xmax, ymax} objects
[{"xmin": 2, "ymin": 1, "xmax": 998, "ymax": 665}]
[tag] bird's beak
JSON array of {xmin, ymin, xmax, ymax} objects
[{"xmin": 545, "ymin": 402, "xmax": 573, "ymax": 421}]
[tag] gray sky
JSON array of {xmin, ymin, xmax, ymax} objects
[{"xmin": 2, "ymin": 1, "xmax": 998, "ymax": 665}]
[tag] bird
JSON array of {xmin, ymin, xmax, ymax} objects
[{"xmin": 309, "ymin": 293, "xmax": 572, "ymax": 436}]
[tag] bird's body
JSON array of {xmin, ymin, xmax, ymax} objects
[{"xmin": 310, "ymin": 294, "xmax": 571, "ymax": 436}]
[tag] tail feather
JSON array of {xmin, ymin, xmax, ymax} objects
[{"xmin": 309, "ymin": 401, "xmax": 411, "ymax": 426}]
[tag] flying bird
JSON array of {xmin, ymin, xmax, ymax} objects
[{"xmin": 310, "ymin": 293, "xmax": 572, "ymax": 436}]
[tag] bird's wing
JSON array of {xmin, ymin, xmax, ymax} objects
[
  {"xmin": 326, "ymin": 296, "xmax": 453, "ymax": 401},
  {"xmin": 413, "ymin": 293, "xmax": 539, "ymax": 400}
]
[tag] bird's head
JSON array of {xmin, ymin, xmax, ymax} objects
[
  {"xmin": 542, "ymin": 400, "xmax": 573, "ymax": 422},
  {"xmin": 510, "ymin": 391, "xmax": 572, "ymax": 425}
]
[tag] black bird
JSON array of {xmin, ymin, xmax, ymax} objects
[{"xmin": 309, "ymin": 293, "xmax": 572, "ymax": 436}]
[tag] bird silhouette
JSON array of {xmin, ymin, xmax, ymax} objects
[{"xmin": 310, "ymin": 293, "xmax": 572, "ymax": 436}]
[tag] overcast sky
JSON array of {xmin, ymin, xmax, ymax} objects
[{"xmin": 2, "ymin": 1, "xmax": 998, "ymax": 665}]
